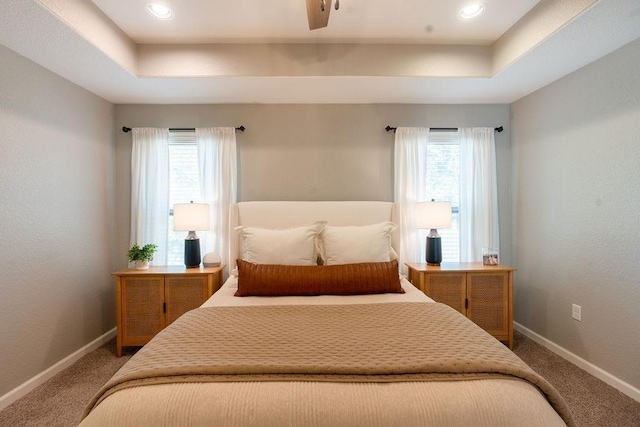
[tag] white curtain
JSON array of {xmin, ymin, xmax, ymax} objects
[
  {"xmin": 196, "ymin": 128, "xmax": 237, "ymax": 271},
  {"xmin": 130, "ymin": 128, "xmax": 170, "ymax": 265},
  {"xmin": 394, "ymin": 127, "xmax": 430, "ymax": 274},
  {"xmin": 459, "ymin": 128, "xmax": 500, "ymax": 262}
]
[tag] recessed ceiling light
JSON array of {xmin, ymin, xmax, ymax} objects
[
  {"xmin": 459, "ymin": 3, "xmax": 485, "ymax": 20},
  {"xmin": 146, "ymin": 3, "xmax": 173, "ymax": 20}
]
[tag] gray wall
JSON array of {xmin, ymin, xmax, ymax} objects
[
  {"xmin": 511, "ymin": 38, "xmax": 640, "ymax": 389},
  {"xmin": 0, "ymin": 46, "xmax": 116, "ymax": 397},
  {"xmin": 114, "ymin": 104, "xmax": 511, "ymax": 269}
]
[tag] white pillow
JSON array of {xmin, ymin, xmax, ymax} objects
[
  {"xmin": 320, "ymin": 222, "xmax": 397, "ymax": 265},
  {"xmin": 235, "ymin": 222, "xmax": 326, "ymax": 266}
]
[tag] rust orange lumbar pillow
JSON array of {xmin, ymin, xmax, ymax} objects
[{"xmin": 235, "ymin": 259, "xmax": 404, "ymax": 297}]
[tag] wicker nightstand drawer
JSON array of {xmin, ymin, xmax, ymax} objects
[
  {"xmin": 113, "ymin": 266, "xmax": 223, "ymax": 356},
  {"xmin": 406, "ymin": 262, "xmax": 515, "ymax": 349}
]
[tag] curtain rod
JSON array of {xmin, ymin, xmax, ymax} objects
[
  {"xmin": 122, "ymin": 126, "xmax": 245, "ymax": 133},
  {"xmin": 385, "ymin": 125, "xmax": 503, "ymax": 133}
]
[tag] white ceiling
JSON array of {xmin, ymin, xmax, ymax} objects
[
  {"xmin": 91, "ymin": 0, "xmax": 539, "ymax": 45},
  {"xmin": 1, "ymin": 0, "xmax": 640, "ymax": 104}
]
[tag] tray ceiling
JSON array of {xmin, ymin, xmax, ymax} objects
[{"xmin": 1, "ymin": 0, "xmax": 639, "ymax": 104}]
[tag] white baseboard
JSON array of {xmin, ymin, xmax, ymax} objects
[
  {"xmin": 0, "ymin": 328, "xmax": 116, "ymax": 412},
  {"xmin": 514, "ymin": 322, "xmax": 640, "ymax": 403}
]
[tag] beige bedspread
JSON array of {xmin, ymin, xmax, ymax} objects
[{"xmin": 83, "ymin": 302, "xmax": 574, "ymax": 426}]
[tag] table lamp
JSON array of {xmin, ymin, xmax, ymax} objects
[
  {"xmin": 416, "ymin": 201, "xmax": 452, "ymax": 266},
  {"xmin": 173, "ymin": 202, "xmax": 210, "ymax": 268}
]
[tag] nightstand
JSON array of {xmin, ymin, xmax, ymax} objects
[
  {"xmin": 406, "ymin": 262, "xmax": 515, "ymax": 349},
  {"xmin": 112, "ymin": 265, "xmax": 224, "ymax": 356}
]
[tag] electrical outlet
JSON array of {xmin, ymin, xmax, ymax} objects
[{"xmin": 572, "ymin": 304, "xmax": 582, "ymax": 321}]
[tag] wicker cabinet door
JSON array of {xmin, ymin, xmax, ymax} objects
[
  {"xmin": 165, "ymin": 275, "xmax": 209, "ymax": 325},
  {"xmin": 120, "ymin": 276, "xmax": 165, "ymax": 346},
  {"xmin": 466, "ymin": 272, "xmax": 508, "ymax": 339},
  {"xmin": 423, "ymin": 273, "xmax": 467, "ymax": 314}
]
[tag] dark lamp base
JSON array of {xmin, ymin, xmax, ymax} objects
[
  {"xmin": 425, "ymin": 235, "xmax": 442, "ymax": 266},
  {"xmin": 184, "ymin": 238, "xmax": 201, "ymax": 268}
]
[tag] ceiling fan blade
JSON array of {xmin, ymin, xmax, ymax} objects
[{"xmin": 306, "ymin": 0, "xmax": 333, "ymax": 30}]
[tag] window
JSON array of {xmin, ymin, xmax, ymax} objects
[
  {"xmin": 167, "ymin": 131, "xmax": 199, "ymax": 265},
  {"xmin": 420, "ymin": 133, "xmax": 460, "ymax": 262},
  {"xmin": 395, "ymin": 126, "xmax": 498, "ymax": 267},
  {"xmin": 130, "ymin": 127, "xmax": 236, "ymax": 267}
]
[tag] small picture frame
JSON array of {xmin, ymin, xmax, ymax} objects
[{"xmin": 482, "ymin": 248, "xmax": 499, "ymax": 266}]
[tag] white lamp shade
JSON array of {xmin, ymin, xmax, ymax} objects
[
  {"xmin": 173, "ymin": 203, "xmax": 210, "ymax": 231},
  {"xmin": 416, "ymin": 201, "xmax": 452, "ymax": 229}
]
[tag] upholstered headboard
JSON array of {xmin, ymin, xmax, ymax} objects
[{"xmin": 228, "ymin": 201, "xmax": 399, "ymax": 269}]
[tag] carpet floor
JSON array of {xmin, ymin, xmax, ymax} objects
[{"xmin": 1, "ymin": 331, "xmax": 638, "ymax": 426}]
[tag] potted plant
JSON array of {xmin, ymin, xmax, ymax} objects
[{"xmin": 127, "ymin": 243, "xmax": 158, "ymax": 270}]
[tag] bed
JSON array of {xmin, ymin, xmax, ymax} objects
[{"xmin": 81, "ymin": 201, "xmax": 574, "ymax": 426}]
